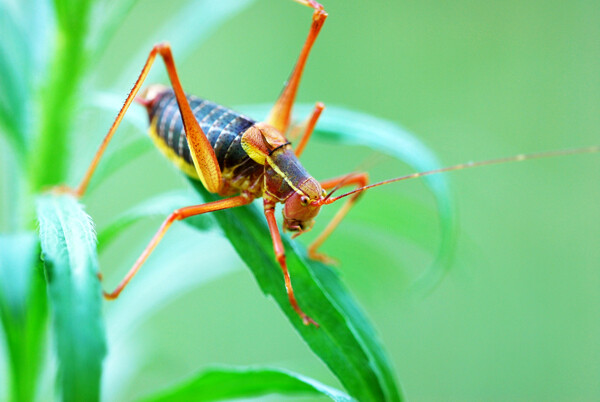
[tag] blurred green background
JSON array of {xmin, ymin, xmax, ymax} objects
[{"xmin": 3, "ymin": 0, "xmax": 600, "ymax": 400}]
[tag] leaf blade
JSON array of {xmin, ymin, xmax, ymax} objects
[
  {"xmin": 143, "ymin": 366, "xmax": 353, "ymax": 402},
  {"xmin": 0, "ymin": 233, "xmax": 47, "ymax": 402},
  {"xmin": 0, "ymin": 2, "xmax": 35, "ymax": 160},
  {"xmin": 177, "ymin": 105, "xmax": 454, "ymax": 400},
  {"xmin": 189, "ymin": 181, "xmax": 402, "ymax": 402},
  {"xmin": 36, "ymin": 194, "xmax": 106, "ymax": 401}
]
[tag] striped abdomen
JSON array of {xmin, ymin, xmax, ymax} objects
[{"xmin": 147, "ymin": 89, "xmax": 258, "ymax": 178}]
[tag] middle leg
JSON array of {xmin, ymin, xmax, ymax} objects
[
  {"xmin": 264, "ymin": 200, "xmax": 318, "ymax": 327},
  {"xmin": 291, "ymin": 102, "xmax": 325, "ymax": 157}
]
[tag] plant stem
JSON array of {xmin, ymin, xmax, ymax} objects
[{"xmin": 30, "ymin": 0, "xmax": 92, "ymax": 191}]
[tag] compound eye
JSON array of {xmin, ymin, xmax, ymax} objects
[{"xmin": 300, "ymin": 196, "xmax": 309, "ymax": 206}]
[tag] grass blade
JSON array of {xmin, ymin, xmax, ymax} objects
[
  {"xmin": 189, "ymin": 181, "xmax": 402, "ymax": 402},
  {"xmin": 242, "ymin": 104, "xmax": 456, "ymax": 294},
  {"xmin": 143, "ymin": 366, "xmax": 352, "ymax": 402},
  {"xmin": 37, "ymin": 194, "xmax": 106, "ymax": 401},
  {"xmin": 0, "ymin": 233, "xmax": 47, "ymax": 402}
]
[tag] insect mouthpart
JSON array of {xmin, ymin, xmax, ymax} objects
[{"xmin": 283, "ymin": 218, "xmax": 315, "ymax": 238}]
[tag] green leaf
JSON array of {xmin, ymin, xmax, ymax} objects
[
  {"xmin": 176, "ymin": 105, "xmax": 453, "ymax": 400},
  {"xmin": 97, "ymin": 190, "xmax": 212, "ymax": 252},
  {"xmin": 36, "ymin": 195, "xmax": 106, "ymax": 402},
  {"xmin": 143, "ymin": 366, "xmax": 353, "ymax": 402},
  {"xmin": 0, "ymin": 2, "xmax": 34, "ymax": 160},
  {"xmin": 242, "ymin": 104, "xmax": 456, "ymax": 294},
  {"xmin": 189, "ymin": 181, "xmax": 402, "ymax": 402},
  {"xmin": 0, "ymin": 233, "xmax": 47, "ymax": 402}
]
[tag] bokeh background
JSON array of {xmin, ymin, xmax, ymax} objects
[{"xmin": 2, "ymin": 0, "xmax": 599, "ymax": 400}]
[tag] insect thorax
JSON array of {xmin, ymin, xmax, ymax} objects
[{"xmin": 262, "ymin": 147, "xmax": 316, "ymax": 202}]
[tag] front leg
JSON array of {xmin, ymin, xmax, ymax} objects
[{"xmin": 264, "ymin": 200, "xmax": 318, "ymax": 327}]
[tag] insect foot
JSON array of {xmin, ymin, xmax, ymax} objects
[
  {"xmin": 308, "ymin": 248, "xmax": 340, "ymax": 267},
  {"xmin": 301, "ymin": 313, "xmax": 320, "ymax": 328},
  {"xmin": 48, "ymin": 185, "xmax": 81, "ymax": 198}
]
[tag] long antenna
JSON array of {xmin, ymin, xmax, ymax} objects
[{"xmin": 324, "ymin": 145, "xmax": 600, "ymax": 204}]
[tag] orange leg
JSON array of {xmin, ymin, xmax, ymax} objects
[
  {"xmin": 104, "ymin": 195, "xmax": 252, "ymax": 299},
  {"xmin": 309, "ymin": 173, "xmax": 369, "ymax": 264},
  {"xmin": 294, "ymin": 102, "xmax": 324, "ymax": 157},
  {"xmin": 266, "ymin": 1, "xmax": 327, "ymax": 133},
  {"xmin": 70, "ymin": 42, "xmax": 221, "ymax": 198},
  {"xmin": 264, "ymin": 200, "xmax": 318, "ymax": 327}
]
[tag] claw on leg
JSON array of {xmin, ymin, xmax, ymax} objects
[
  {"xmin": 308, "ymin": 248, "xmax": 339, "ymax": 266},
  {"xmin": 49, "ymin": 185, "xmax": 81, "ymax": 198}
]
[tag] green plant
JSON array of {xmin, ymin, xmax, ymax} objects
[{"xmin": 0, "ymin": 0, "xmax": 453, "ymax": 400}]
